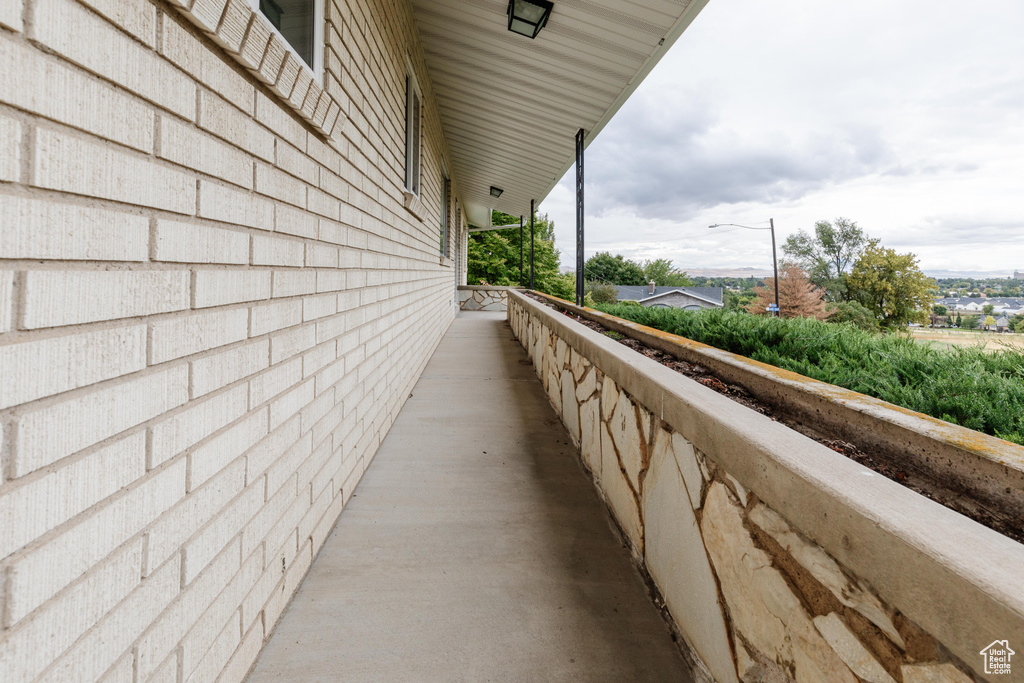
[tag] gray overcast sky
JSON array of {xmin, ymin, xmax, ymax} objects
[{"xmin": 540, "ymin": 0, "xmax": 1024, "ymax": 276}]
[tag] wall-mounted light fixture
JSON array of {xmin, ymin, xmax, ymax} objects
[
  {"xmin": 489, "ymin": 186, "xmax": 504, "ymax": 198},
  {"xmin": 506, "ymin": 0, "xmax": 553, "ymax": 39}
]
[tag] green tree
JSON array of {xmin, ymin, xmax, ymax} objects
[
  {"xmin": 584, "ymin": 252, "xmax": 646, "ymax": 285},
  {"xmin": 960, "ymin": 314, "xmax": 980, "ymax": 330},
  {"xmin": 827, "ymin": 300, "xmax": 880, "ymax": 331},
  {"xmin": 640, "ymin": 258, "xmax": 693, "ymax": 287},
  {"xmin": 585, "ymin": 281, "xmax": 618, "ymax": 304},
  {"xmin": 983, "ymin": 303, "xmax": 995, "ymax": 315},
  {"xmin": 955, "ymin": 312, "xmax": 962, "ymax": 328},
  {"xmin": 467, "ymin": 211, "xmax": 573, "ymax": 300},
  {"xmin": 782, "ymin": 217, "xmax": 868, "ymax": 301},
  {"xmin": 1009, "ymin": 314, "xmax": 1024, "ymax": 332},
  {"xmin": 846, "ymin": 242, "xmax": 935, "ymax": 328},
  {"xmin": 932, "ymin": 304, "xmax": 947, "ymax": 316}
]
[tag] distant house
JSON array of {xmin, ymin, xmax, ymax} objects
[
  {"xmin": 935, "ymin": 296, "xmax": 1024, "ymax": 315},
  {"xmin": 996, "ymin": 316, "xmax": 1011, "ymax": 332},
  {"xmin": 1014, "ymin": 271, "xmax": 1024, "ymax": 280},
  {"xmin": 615, "ymin": 283, "xmax": 724, "ymax": 310}
]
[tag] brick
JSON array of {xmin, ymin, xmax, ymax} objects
[
  {"xmin": 255, "ymin": 163, "xmax": 305, "ymax": 207},
  {"xmin": 191, "ymin": 339, "xmax": 269, "ymax": 397},
  {"xmin": 258, "ymin": 33, "xmax": 286, "ymax": 85},
  {"xmin": 21, "ymin": 269, "xmax": 190, "ymax": 329},
  {"xmin": 0, "ymin": 0, "xmax": 22, "ymax": 31},
  {"xmin": 0, "ymin": 194, "xmax": 148, "ymax": 260},
  {"xmin": 151, "ymin": 306, "xmax": 249, "ymax": 365},
  {"xmin": 0, "ymin": 114, "xmax": 21, "ymax": 181},
  {"xmin": 276, "ymin": 140, "xmax": 319, "ymax": 185},
  {"xmin": 302, "ymin": 341, "xmax": 336, "ymax": 379},
  {"xmin": 149, "ymin": 384, "xmax": 248, "ymax": 468},
  {"xmin": 263, "ymin": 536, "xmax": 311, "ymax": 630},
  {"xmin": 318, "ymin": 168, "xmax": 349, "ymax": 201},
  {"xmin": 265, "ymin": 430, "xmax": 311, "ymax": 499},
  {"xmin": 188, "ymin": 407, "xmax": 267, "ymax": 490},
  {"xmin": 77, "ymin": 0, "xmax": 155, "ymax": 46},
  {"xmin": 219, "ymin": 621, "xmax": 264, "ymax": 683},
  {"xmin": 271, "ymin": 269, "xmax": 316, "ymax": 298},
  {"xmin": 250, "ymin": 298, "xmax": 302, "ymax": 337},
  {"xmin": 194, "ymin": 269, "xmax": 271, "ymax": 307},
  {"xmin": 255, "ymin": 90, "xmax": 306, "ymax": 150},
  {"xmin": 99, "ymin": 652, "xmax": 133, "ymax": 683},
  {"xmin": 187, "ymin": 0, "xmax": 228, "ymax": 33},
  {"xmin": 161, "ymin": 15, "xmax": 253, "ymax": 114},
  {"xmin": 270, "ymin": 323, "xmax": 316, "ymax": 364},
  {"xmin": 158, "ymin": 116, "xmax": 253, "ymax": 189},
  {"xmin": 0, "ymin": 540, "xmax": 143, "ymax": 683},
  {"xmin": 0, "ymin": 324, "xmax": 146, "ymax": 410},
  {"xmin": 5, "ymin": 459, "xmax": 184, "ymax": 625},
  {"xmin": 0, "ymin": 270, "xmax": 12, "ymax": 332},
  {"xmin": 32, "ymin": 0, "xmax": 194, "ymax": 119},
  {"xmin": 184, "ymin": 610, "xmax": 240, "ymax": 683},
  {"xmin": 237, "ymin": 14, "xmax": 270, "ymax": 71},
  {"xmin": 269, "ymin": 377, "xmax": 314, "ymax": 429},
  {"xmin": 198, "ymin": 91, "xmax": 274, "ymax": 161},
  {"xmin": 37, "ymin": 554, "xmax": 180, "ymax": 683},
  {"xmin": 307, "ymin": 186, "xmax": 341, "ymax": 220},
  {"xmin": 144, "ymin": 459, "xmax": 245, "ymax": 576},
  {"xmin": 135, "ymin": 537, "xmax": 240, "ymax": 680},
  {"xmin": 183, "ymin": 480, "xmax": 262, "ymax": 583},
  {"xmin": 198, "ymin": 180, "xmax": 274, "ymax": 231},
  {"xmin": 300, "ymin": 82, "xmax": 322, "ymax": 122},
  {"xmin": 252, "ymin": 233, "xmax": 304, "ymax": 266},
  {"xmin": 0, "ymin": 432, "xmax": 143, "ymax": 562},
  {"xmin": 271, "ymin": 46, "xmax": 300, "ymax": 99},
  {"xmin": 275, "ymin": 202, "xmax": 318, "ymax": 238},
  {"xmin": 33, "ymin": 128, "xmax": 195, "ymax": 214},
  {"xmin": 248, "ymin": 356, "xmax": 302, "ymax": 408},
  {"xmin": 154, "ymin": 219, "xmax": 250, "ymax": 264},
  {"xmin": 14, "ymin": 365, "xmax": 188, "ymax": 476},
  {"xmin": 147, "ymin": 656, "xmax": 178, "ymax": 683},
  {"xmin": 214, "ymin": 0, "xmax": 250, "ymax": 53},
  {"xmin": 288, "ymin": 68, "xmax": 312, "ymax": 114},
  {"xmin": 243, "ymin": 415, "xmax": 301, "ymax": 487},
  {"xmin": 316, "ymin": 270, "xmax": 346, "ymax": 292},
  {"xmin": 180, "ymin": 550, "xmax": 261, "ymax": 678},
  {"xmin": 302, "ymin": 293, "xmax": 337, "ymax": 322}
]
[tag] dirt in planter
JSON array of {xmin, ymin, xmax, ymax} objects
[{"xmin": 527, "ymin": 296, "xmax": 1023, "ymax": 544}]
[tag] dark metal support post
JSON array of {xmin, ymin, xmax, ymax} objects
[
  {"xmin": 575, "ymin": 128, "xmax": 585, "ymax": 306},
  {"xmin": 519, "ymin": 215, "xmax": 524, "ymax": 286},
  {"xmin": 769, "ymin": 218, "xmax": 779, "ymax": 316},
  {"xmin": 529, "ymin": 200, "xmax": 535, "ymax": 289}
]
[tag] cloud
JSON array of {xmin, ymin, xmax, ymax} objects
[{"xmin": 583, "ymin": 88, "xmax": 894, "ymax": 219}]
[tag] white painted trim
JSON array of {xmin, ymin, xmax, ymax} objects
[{"xmin": 248, "ymin": 0, "xmax": 325, "ymax": 82}]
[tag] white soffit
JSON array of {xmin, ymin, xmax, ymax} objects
[{"xmin": 410, "ymin": 0, "xmax": 710, "ymax": 227}]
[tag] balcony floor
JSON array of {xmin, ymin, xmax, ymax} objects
[{"xmin": 246, "ymin": 311, "xmax": 693, "ymax": 682}]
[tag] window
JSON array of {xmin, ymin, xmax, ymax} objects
[
  {"xmin": 440, "ymin": 176, "xmax": 450, "ymax": 255},
  {"xmin": 405, "ymin": 64, "xmax": 422, "ymax": 196},
  {"xmin": 253, "ymin": 0, "xmax": 324, "ymax": 77}
]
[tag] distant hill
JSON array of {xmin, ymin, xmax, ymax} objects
[
  {"xmin": 679, "ymin": 267, "xmax": 773, "ymax": 278},
  {"xmin": 924, "ymin": 270, "xmax": 1018, "ymax": 279}
]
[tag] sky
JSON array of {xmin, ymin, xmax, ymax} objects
[{"xmin": 539, "ymin": 0, "xmax": 1024, "ymax": 277}]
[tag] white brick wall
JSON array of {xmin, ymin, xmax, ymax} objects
[{"xmin": 0, "ymin": 0, "xmax": 460, "ymax": 678}]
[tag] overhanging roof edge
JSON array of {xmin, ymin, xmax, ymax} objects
[{"xmin": 529, "ymin": 0, "xmax": 712, "ymax": 208}]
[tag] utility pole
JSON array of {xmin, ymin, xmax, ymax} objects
[
  {"xmin": 770, "ymin": 218, "xmax": 779, "ymax": 316},
  {"xmin": 575, "ymin": 128, "xmax": 585, "ymax": 306}
]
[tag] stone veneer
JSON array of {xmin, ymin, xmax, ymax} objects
[
  {"xmin": 509, "ymin": 290, "xmax": 1024, "ymax": 683},
  {"xmin": 458, "ymin": 285, "xmax": 514, "ymax": 311}
]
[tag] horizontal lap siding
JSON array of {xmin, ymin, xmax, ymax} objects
[{"xmin": 0, "ymin": 0, "xmax": 460, "ymax": 680}]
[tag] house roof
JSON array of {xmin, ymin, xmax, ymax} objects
[
  {"xmin": 409, "ymin": 0, "xmax": 711, "ymax": 228},
  {"xmin": 615, "ymin": 285, "xmax": 723, "ymax": 305}
]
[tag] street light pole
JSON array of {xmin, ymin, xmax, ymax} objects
[
  {"xmin": 709, "ymin": 219, "xmax": 781, "ymax": 316},
  {"xmin": 769, "ymin": 218, "xmax": 779, "ymax": 317}
]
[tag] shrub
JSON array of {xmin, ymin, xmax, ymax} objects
[{"xmin": 594, "ymin": 304, "xmax": 1024, "ymax": 446}]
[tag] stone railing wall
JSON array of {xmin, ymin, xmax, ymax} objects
[
  {"xmin": 508, "ymin": 290, "xmax": 1024, "ymax": 683},
  {"xmin": 458, "ymin": 285, "xmax": 515, "ymax": 311}
]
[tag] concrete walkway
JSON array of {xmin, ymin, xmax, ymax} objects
[{"xmin": 246, "ymin": 312, "xmax": 693, "ymax": 682}]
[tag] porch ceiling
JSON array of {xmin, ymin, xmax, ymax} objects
[{"xmin": 410, "ymin": 0, "xmax": 710, "ymax": 228}]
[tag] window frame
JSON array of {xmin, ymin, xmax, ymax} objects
[
  {"xmin": 249, "ymin": 0, "xmax": 325, "ymax": 82},
  {"xmin": 404, "ymin": 58, "xmax": 423, "ymax": 198},
  {"xmin": 440, "ymin": 175, "xmax": 450, "ymax": 256}
]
